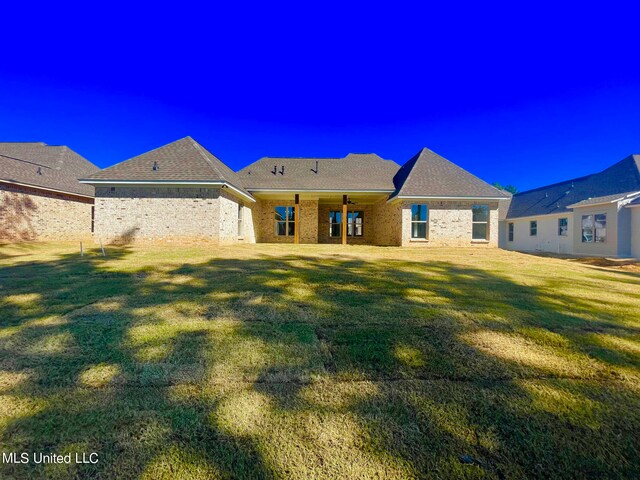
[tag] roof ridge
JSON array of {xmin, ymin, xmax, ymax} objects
[
  {"xmin": 0, "ymin": 153, "xmax": 53, "ymax": 169},
  {"xmin": 189, "ymin": 137, "xmax": 226, "ymax": 179},
  {"xmin": 259, "ymin": 156, "xmax": 343, "ymax": 160},
  {"xmin": 86, "ymin": 137, "xmax": 192, "ymax": 177},
  {"xmin": 395, "ymin": 148, "xmax": 424, "ymax": 196},
  {"xmin": 512, "ymin": 173, "xmax": 594, "ymax": 196},
  {"xmin": 428, "ymin": 149, "xmax": 507, "ymax": 197}
]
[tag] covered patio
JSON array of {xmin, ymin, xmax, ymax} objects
[{"xmin": 251, "ymin": 191, "xmax": 400, "ymax": 246}]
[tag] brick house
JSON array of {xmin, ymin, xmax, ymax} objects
[
  {"xmin": 81, "ymin": 137, "xmax": 508, "ymax": 246},
  {"xmin": 499, "ymin": 155, "xmax": 640, "ymax": 258},
  {"xmin": 0, "ymin": 143, "xmax": 98, "ymax": 241}
]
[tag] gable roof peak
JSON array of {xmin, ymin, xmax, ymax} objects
[
  {"xmin": 82, "ymin": 136, "xmax": 253, "ymax": 200},
  {"xmin": 392, "ymin": 147, "xmax": 508, "ymax": 199}
]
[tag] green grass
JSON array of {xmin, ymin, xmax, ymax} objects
[{"xmin": 0, "ymin": 242, "xmax": 639, "ymax": 479}]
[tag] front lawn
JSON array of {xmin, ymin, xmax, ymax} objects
[{"xmin": 0, "ymin": 243, "xmax": 639, "ymax": 479}]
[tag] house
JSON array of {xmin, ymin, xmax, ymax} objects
[
  {"xmin": 80, "ymin": 137, "xmax": 508, "ymax": 246},
  {"xmin": 499, "ymin": 155, "xmax": 640, "ymax": 258},
  {"xmin": 0, "ymin": 142, "xmax": 98, "ymax": 241}
]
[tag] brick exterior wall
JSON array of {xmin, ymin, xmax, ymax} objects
[
  {"xmin": 254, "ymin": 199, "xmax": 319, "ymax": 244},
  {"xmin": 219, "ymin": 190, "xmax": 255, "ymax": 244},
  {"xmin": 92, "ymin": 189, "xmax": 499, "ymax": 248},
  {"xmin": 0, "ymin": 183, "xmax": 93, "ymax": 241},
  {"xmin": 94, "ymin": 186, "xmax": 252, "ymax": 244},
  {"xmin": 372, "ymin": 199, "xmax": 402, "ymax": 246},
  {"xmin": 399, "ymin": 200, "xmax": 499, "ymax": 247}
]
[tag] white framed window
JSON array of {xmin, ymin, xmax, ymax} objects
[
  {"xmin": 472, "ymin": 205, "xmax": 489, "ymax": 240},
  {"xmin": 275, "ymin": 206, "xmax": 295, "ymax": 237},
  {"xmin": 411, "ymin": 204, "xmax": 428, "ymax": 239},
  {"xmin": 582, "ymin": 214, "xmax": 606, "ymax": 243},
  {"xmin": 237, "ymin": 204, "xmax": 244, "ymax": 238},
  {"xmin": 558, "ymin": 218, "xmax": 568, "ymax": 236},
  {"xmin": 508, "ymin": 222, "xmax": 514, "ymax": 242},
  {"xmin": 530, "ymin": 221, "xmax": 537, "ymax": 236}
]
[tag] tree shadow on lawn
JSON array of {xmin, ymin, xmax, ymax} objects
[{"xmin": 0, "ymin": 247, "xmax": 639, "ymax": 479}]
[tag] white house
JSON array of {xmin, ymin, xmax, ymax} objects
[{"xmin": 499, "ymin": 154, "xmax": 640, "ymax": 258}]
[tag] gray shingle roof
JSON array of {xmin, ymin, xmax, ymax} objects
[
  {"xmin": 567, "ymin": 191, "xmax": 640, "ymax": 208},
  {"xmin": 391, "ymin": 148, "xmax": 508, "ymax": 199},
  {"xmin": 507, "ymin": 154, "xmax": 640, "ymax": 219},
  {"xmin": 0, "ymin": 142, "xmax": 98, "ymax": 197},
  {"xmin": 83, "ymin": 137, "xmax": 252, "ymax": 198},
  {"xmin": 239, "ymin": 154, "xmax": 400, "ymax": 191}
]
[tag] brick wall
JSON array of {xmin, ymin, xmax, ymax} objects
[
  {"xmin": 399, "ymin": 200, "xmax": 499, "ymax": 247},
  {"xmin": 218, "ymin": 190, "xmax": 255, "ymax": 244},
  {"xmin": 254, "ymin": 199, "xmax": 319, "ymax": 244},
  {"xmin": 0, "ymin": 183, "xmax": 93, "ymax": 241},
  {"xmin": 372, "ymin": 199, "xmax": 402, "ymax": 246},
  {"xmin": 94, "ymin": 186, "xmax": 223, "ymax": 243}
]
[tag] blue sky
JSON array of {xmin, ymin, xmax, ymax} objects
[{"xmin": 1, "ymin": 2, "xmax": 638, "ymax": 192}]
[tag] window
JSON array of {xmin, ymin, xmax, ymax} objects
[
  {"xmin": 275, "ymin": 206, "xmax": 295, "ymax": 237},
  {"xmin": 237, "ymin": 204, "xmax": 244, "ymax": 238},
  {"xmin": 472, "ymin": 205, "xmax": 489, "ymax": 240},
  {"xmin": 411, "ymin": 204, "xmax": 428, "ymax": 239},
  {"xmin": 329, "ymin": 211, "xmax": 342, "ymax": 237},
  {"xmin": 329, "ymin": 211, "xmax": 364, "ymax": 237},
  {"xmin": 582, "ymin": 214, "xmax": 606, "ymax": 243},
  {"xmin": 530, "ymin": 221, "xmax": 537, "ymax": 236},
  {"xmin": 558, "ymin": 218, "xmax": 568, "ymax": 236},
  {"xmin": 91, "ymin": 206, "xmax": 95, "ymax": 233},
  {"xmin": 508, "ymin": 222, "xmax": 514, "ymax": 242},
  {"xmin": 348, "ymin": 211, "xmax": 364, "ymax": 237}
]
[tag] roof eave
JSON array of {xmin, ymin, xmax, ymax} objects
[
  {"xmin": 0, "ymin": 178, "xmax": 94, "ymax": 199},
  {"xmin": 566, "ymin": 191, "xmax": 640, "ymax": 209},
  {"xmin": 79, "ymin": 179, "xmax": 256, "ymax": 203},
  {"xmin": 387, "ymin": 194, "xmax": 508, "ymax": 204},
  {"xmin": 246, "ymin": 188, "xmax": 395, "ymax": 193}
]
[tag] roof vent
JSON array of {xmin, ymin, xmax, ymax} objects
[
  {"xmin": 279, "ymin": 166, "xmax": 285, "ymax": 175},
  {"xmin": 152, "ymin": 161, "xmax": 159, "ymax": 171},
  {"xmin": 311, "ymin": 160, "xmax": 318, "ymax": 174},
  {"xmin": 37, "ymin": 167, "xmax": 42, "ymax": 175},
  {"xmin": 272, "ymin": 165, "xmax": 277, "ymax": 175}
]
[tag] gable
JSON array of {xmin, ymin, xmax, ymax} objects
[
  {"xmin": 82, "ymin": 137, "xmax": 252, "ymax": 200},
  {"xmin": 391, "ymin": 148, "xmax": 507, "ymax": 199}
]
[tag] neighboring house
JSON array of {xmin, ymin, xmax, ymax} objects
[
  {"xmin": 630, "ymin": 197, "xmax": 640, "ymax": 259},
  {"xmin": 0, "ymin": 143, "xmax": 98, "ymax": 241},
  {"xmin": 81, "ymin": 137, "xmax": 508, "ymax": 246},
  {"xmin": 499, "ymin": 154, "xmax": 640, "ymax": 258}
]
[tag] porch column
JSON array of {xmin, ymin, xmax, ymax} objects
[
  {"xmin": 294, "ymin": 194, "xmax": 300, "ymax": 244},
  {"xmin": 342, "ymin": 195, "xmax": 348, "ymax": 245}
]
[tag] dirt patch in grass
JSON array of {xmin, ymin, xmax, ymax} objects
[{"xmin": 569, "ymin": 257, "xmax": 640, "ymax": 272}]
